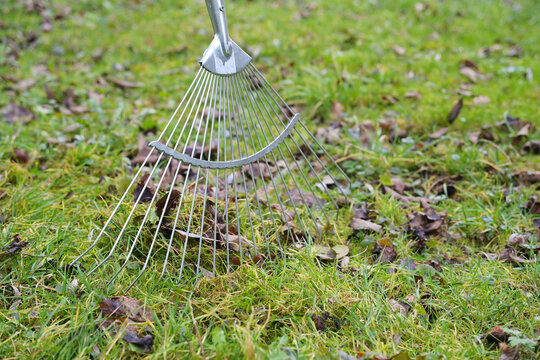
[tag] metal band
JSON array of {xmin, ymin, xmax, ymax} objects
[{"xmin": 149, "ymin": 113, "xmax": 300, "ymax": 169}]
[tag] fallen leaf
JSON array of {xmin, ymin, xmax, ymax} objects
[
  {"xmin": 331, "ymin": 101, "xmax": 344, "ymax": 119},
  {"xmin": 472, "ymin": 95, "xmax": 490, "ymax": 105},
  {"xmin": 332, "ymin": 245, "xmax": 349, "ymax": 259},
  {"xmin": 388, "ymin": 299, "xmax": 411, "ymax": 316},
  {"xmin": 123, "ymin": 331, "xmax": 154, "ymax": 352},
  {"xmin": 1, "ymin": 234, "xmax": 28, "ymax": 257},
  {"xmin": 155, "ymin": 190, "xmax": 181, "ymax": 218},
  {"xmin": 133, "ymin": 174, "xmax": 156, "ymax": 203},
  {"xmin": 284, "ymin": 188, "xmax": 323, "ymax": 208},
  {"xmin": 516, "ymin": 171, "xmax": 540, "ymax": 185},
  {"xmin": 429, "ymin": 127, "xmax": 449, "ymax": 140},
  {"xmin": 108, "ymin": 77, "xmax": 144, "ymax": 89},
  {"xmin": 2, "ymin": 104, "xmax": 35, "ymax": 124},
  {"xmin": 12, "ymin": 78, "xmax": 36, "ymax": 91},
  {"xmin": 404, "ymin": 90, "xmax": 421, "ymax": 99},
  {"xmin": 350, "ymin": 218, "xmax": 382, "ymax": 234},
  {"xmin": 447, "ymin": 98, "xmax": 463, "ymax": 123},
  {"xmin": 131, "ymin": 134, "xmax": 161, "ymax": 166},
  {"xmin": 392, "ymin": 45, "xmax": 406, "ymax": 56},
  {"xmin": 460, "ymin": 59, "xmax": 479, "ymax": 70},
  {"xmin": 498, "ymin": 343, "xmax": 520, "ymax": 360},
  {"xmin": 372, "ymin": 241, "xmax": 397, "ymax": 263},
  {"xmin": 315, "ymin": 123, "xmax": 342, "ymax": 144},
  {"xmin": 312, "ymin": 245, "xmax": 336, "ymax": 260},
  {"xmin": 521, "ymin": 140, "xmax": 540, "ymax": 155},
  {"xmin": 12, "ymin": 148, "xmax": 29, "ymax": 163},
  {"xmin": 242, "ymin": 163, "xmax": 275, "ymax": 180},
  {"xmin": 311, "ymin": 312, "xmax": 339, "ymax": 331},
  {"xmin": 460, "ymin": 67, "xmax": 478, "ymax": 83}
]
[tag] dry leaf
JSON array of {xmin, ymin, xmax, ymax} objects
[
  {"xmin": 108, "ymin": 77, "xmax": 144, "ymax": 89},
  {"xmin": 447, "ymin": 98, "xmax": 463, "ymax": 123},
  {"xmin": 350, "ymin": 218, "xmax": 382, "ymax": 234},
  {"xmin": 429, "ymin": 127, "xmax": 449, "ymax": 139},
  {"xmin": 472, "ymin": 95, "xmax": 490, "ymax": 105},
  {"xmin": 460, "ymin": 67, "xmax": 478, "ymax": 83},
  {"xmin": 12, "ymin": 148, "xmax": 30, "ymax": 163},
  {"xmin": 405, "ymin": 90, "xmax": 421, "ymax": 99},
  {"xmin": 133, "ymin": 174, "xmax": 156, "ymax": 203},
  {"xmin": 2, "ymin": 104, "xmax": 35, "ymax": 124},
  {"xmin": 392, "ymin": 45, "xmax": 406, "ymax": 56}
]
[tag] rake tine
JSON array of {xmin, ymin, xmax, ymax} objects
[
  {"xmin": 243, "ymin": 68, "xmax": 341, "ymax": 214},
  {"xmin": 212, "ymin": 76, "xmax": 224, "ymax": 276},
  {"xmin": 243, "ymin": 92, "xmax": 312, "ymax": 241},
  {"xmin": 71, "ymin": 69, "xmax": 205, "ymax": 267},
  {"xmin": 230, "ymin": 74, "xmax": 259, "ymax": 254},
  {"xmin": 231, "ymin": 73, "xmax": 271, "ymax": 253},
  {"xmin": 241, "ymin": 69, "xmax": 321, "ymax": 239},
  {"xmin": 249, "ymin": 64, "xmax": 351, "ymax": 194},
  {"xmin": 158, "ymin": 72, "xmax": 217, "ymax": 282},
  {"xmin": 109, "ymin": 73, "xmax": 217, "ymax": 285},
  {"xmin": 245, "ymin": 67, "xmax": 339, "ymax": 218},
  {"xmin": 177, "ymin": 74, "xmax": 218, "ymax": 282}
]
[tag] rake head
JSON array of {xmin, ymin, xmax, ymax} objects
[{"xmin": 71, "ymin": 0, "xmax": 350, "ymax": 291}]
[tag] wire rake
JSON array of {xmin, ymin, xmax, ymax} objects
[{"xmin": 71, "ymin": 0, "xmax": 350, "ymax": 291}]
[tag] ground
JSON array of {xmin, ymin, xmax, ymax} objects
[{"xmin": 1, "ymin": 0, "xmax": 539, "ymax": 359}]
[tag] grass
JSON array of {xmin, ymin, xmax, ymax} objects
[{"xmin": 1, "ymin": 0, "xmax": 539, "ymax": 358}]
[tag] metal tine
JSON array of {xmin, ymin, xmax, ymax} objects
[
  {"xmin": 194, "ymin": 73, "xmax": 221, "ymax": 283},
  {"xmin": 157, "ymin": 71, "xmax": 218, "ymax": 282},
  {"xmin": 223, "ymin": 75, "xmax": 231, "ymax": 273},
  {"xmin": 176, "ymin": 74, "xmax": 218, "ymax": 282},
  {"xmin": 237, "ymin": 72, "xmax": 314, "ymax": 241},
  {"xmin": 211, "ymin": 76, "xmax": 224, "ymax": 276},
  {"xmin": 87, "ymin": 70, "xmax": 212, "ymax": 276},
  {"xmin": 248, "ymin": 64, "xmax": 351, "ymax": 201},
  {"xmin": 226, "ymin": 75, "xmax": 244, "ymax": 262},
  {"xmin": 245, "ymin": 68, "xmax": 345, "ymax": 217},
  {"xmin": 71, "ymin": 68, "xmax": 204, "ymax": 266},
  {"xmin": 109, "ymin": 73, "xmax": 217, "ymax": 286},
  {"xmin": 242, "ymin": 68, "xmax": 342, "ymax": 213},
  {"xmin": 241, "ymin": 69, "xmax": 324, "ymax": 239},
  {"xmin": 230, "ymin": 74, "xmax": 259, "ymax": 254},
  {"xmin": 233, "ymin": 73, "xmax": 286, "ymax": 255},
  {"xmin": 127, "ymin": 74, "xmax": 222, "ymax": 290}
]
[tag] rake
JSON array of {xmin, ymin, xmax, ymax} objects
[{"xmin": 71, "ymin": 0, "xmax": 350, "ymax": 291}]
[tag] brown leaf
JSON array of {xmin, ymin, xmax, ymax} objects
[
  {"xmin": 1, "ymin": 234, "xmax": 28, "ymax": 257},
  {"xmin": 472, "ymin": 95, "xmax": 490, "ymax": 105},
  {"xmin": 155, "ymin": 190, "xmax": 181, "ymax": 218},
  {"xmin": 131, "ymin": 134, "xmax": 160, "ymax": 166},
  {"xmin": 242, "ymin": 163, "xmax": 275, "ymax": 180},
  {"xmin": 390, "ymin": 177, "xmax": 406, "ymax": 194},
  {"xmin": 107, "ymin": 77, "xmax": 143, "ymax": 89},
  {"xmin": 331, "ymin": 101, "xmax": 344, "ymax": 119},
  {"xmin": 521, "ymin": 140, "xmax": 540, "ymax": 154},
  {"xmin": 12, "ymin": 78, "xmax": 37, "ymax": 91},
  {"xmin": 311, "ymin": 312, "xmax": 339, "ymax": 331},
  {"xmin": 460, "ymin": 67, "xmax": 478, "ymax": 83},
  {"xmin": 12, "ymin": 148, "xmax": 30, "ymax": 163},
  {"xmin": 482, "ymin": 326, "xmax": 510, "ymax": 348},
  {"xmin": 447, "ymin": 98, "xmax": 463, "ymax": 123},
  {"xmin": 392, "ymin": 45, "xmax": 406, "ymax": 56},
  {"xmin": 123, "ymin": 331, "xmax": 154, "ymax": 352},
  {"xmin": 315, "ymin": 123, "xmax": 342, "ymax": 144},
  {"xmin": 372, "ymin": 241, "xmax": 397, "ymax": 263},
  {"xmin": 498, "ymin": 343, "xmax": 520, "ymax": 360},
  {"xmin": 460, "ymin": 59, "xmax": 479, "ymax": 70},
  {"xmin": 404, "ymin": 90, "xmax": 421, "ymax": 99},
  {"xmin": 98, "ymin": 296, "xmax": 154, "ymax": 350},
  {"xmin": 133, "ymin": 174, "xmax": 155, "ymax": 203},
  {"xmin": 499, "ymin": 246, "xmax": 534, "ymax": 265},
  {"xmin": 350, "ymin": 218, "xmax": 382, "ymax": 234},
  {"xmin": 284, "ymin": 188, "xmax": 323, "ymax": 208},
  {"xmin": 2, "ymin": 104, "xmax": 35, "ymax": 124},
  {"xmin": 383, "ymin": 185, "xmax": 431, "ymax": 204},
  {"xmin": 516, "ymin": 171, "xmax": 540, "ymax": 185},
  {"xmin": 388, "ymin": 299, "xmax": 410, "ymax": 316},
  {"xmin": 429, "ymin": 127, "xmax": 449, "ymax": 140}
]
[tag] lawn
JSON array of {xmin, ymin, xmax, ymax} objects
[{"xmin": 1, "ymin": 0, "xmax": 539, "ymax": 359}]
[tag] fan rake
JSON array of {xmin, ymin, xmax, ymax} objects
[{"xmin": 71, "ymin": 0, "xmax": 350, "ymax": 291}]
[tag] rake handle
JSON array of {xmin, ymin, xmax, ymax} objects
[{"xmin": 205, "ymin": 0, "xmax": 232, "ymax": 57}]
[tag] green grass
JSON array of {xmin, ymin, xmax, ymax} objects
[{"xmin": 1, "ymin": 0, "xmax": 539, "ymax": 358}]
